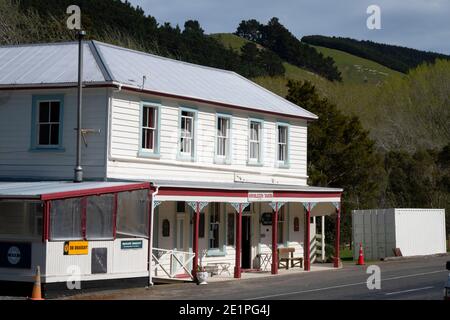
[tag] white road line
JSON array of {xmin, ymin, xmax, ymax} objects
[
  {"xmin": 385, "ymin": 286, "xmax": 434, "ymax": 296},
  {"xmin": 245, "ymin": 270, "xmax": 446, "ymax": 300}
]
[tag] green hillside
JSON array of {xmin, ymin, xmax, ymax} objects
[
  {"xmin": 211, "ymin": 33, "xmax": 401, "ymax": 86},
  {"xmin": 312, "ymin": 45, "xmax": 403, "ymax": 84}
]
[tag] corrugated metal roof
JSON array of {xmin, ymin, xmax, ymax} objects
[
  {"xmin": 0, "ymin": 181, "xmax": 145, "ymax": 199},
  {"xmin": 0, "ymin": 41, "xmax": 317, "ymax": 120},
  {"xmin": 151, "ymin": 180, "xmax": 342, "ymax": 193},
  {"xmin": 0, "ymin": 42, "xmax": 105, "ymax": 85}
]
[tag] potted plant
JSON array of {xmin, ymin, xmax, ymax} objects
[
  {"xmin": 196, "ymin": 249, "xmax": 209, "ymax": 285},
  {"xmin": 196, "ymin": 265, "xmax": 208, "ymax": 285}
]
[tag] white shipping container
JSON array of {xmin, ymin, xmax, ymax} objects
[{"xmin": 352, "ymin": 209, "xmax": 447, "ymax": 260}]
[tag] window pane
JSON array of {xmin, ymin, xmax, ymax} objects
[
  {"xmin": 209, "ymin": 204, "xmax": 220, "ymax": 249},
  {"xmin": 50, "ymin": 124, "xmax": 59, "ymax": 145},
  {"xmin": 176, "ymin": 202, "xmax": 186, "ymax": 213},
  {"xmin": 39, "ymin": 102, "xmax": 50, "ymax": 122},
  {"xmin": 116, "ymin": 190, "xmax": 149, "ymax": 238},
  {"xmin": 86, "ymin": 194, "xmax": 114, "ymax": 240},
  {"xmin": 199, "ymin": 213, "xmax": 205, "ymax": 238},
  {"xmin": 39, "ymin": 124, "xmax": 50, "ymax": 145},
  {"xmin": 227, "ymin": 213, "xmax": 235, "ymax": 246},
  {"xmin": 50, "ymin": 102, "xmax": 60, "ymax": 122},
  {"xmin": 50, "ymin": 198, "xmax": 82, "ymax": 240},
  {"xmin": 0, "ymin": 202, "xmax": 43, "ymax": 239}
]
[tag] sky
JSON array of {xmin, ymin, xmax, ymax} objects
[{"xmin": 128, "ymin": 0, "xmax": 450, "ymax": 54}]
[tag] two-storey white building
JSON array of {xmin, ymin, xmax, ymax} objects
[{"xmin": 0, "ymin": 41, "xmax": 342, "ymax": 293}]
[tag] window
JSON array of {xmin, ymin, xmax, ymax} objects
[
  {"xmin": 86, "ymin": 194, "xmax": 114, "ymax": 240},
  {"xmin": 216, "ymin": 115, "xmax": 231, "ymax": 162},
  {"xmin": 0, "ymin": 201, "xmax": 43, "ymax": 239},
  {"xmin": 209, "ymin": 203, "xmax": 220, "ymax": 249},
  {"xmin": 294, "ymin": 217, "xmax": 300, "ymax": 232},
  {"xmin": 199, "ymin": 213, "xmax": 205, "ymax": 238},
  {"xmin": 277, "ymin": 208, "xmax": 285, "ymax": 244},
  {"xmin": 141, "ymin": 105, "xmax": 157, "ymax": 151},
  {"xmin": 162, "ymin": 219, "xmax": 170, "ymax": 237},
  {"xmin": 227, "ymin": 213, "xmax": 235, "ymax": 246},
  {"xmin": 50, "ymin": 198, "xmax": 83, "ymax": 240},
  {"xmin": 116, "ymin": 190, "xmax": 149, "ymax": 238},
  {"xmin": 248, "ymin": 120, "xmax": 262, "ymax": 163},
  {"xmin": 180, "ymin": 110, "xmax": 195, "ymax": 157},
  {"xmin": 277, "ymin": 124, "xmax": 289, "ymax": 166},
  {"xmin": 31, "ymin": 95, "xmax": 64, "ymax": 150},
  {"xmin": 176, "ymin": 202, "xmax": 186, "ymax": 213}
]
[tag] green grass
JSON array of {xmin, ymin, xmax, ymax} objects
[
  {"xmin": 210, "ymin": 33, "xmax": 254, "ymax": 54},
  {"xmin": 312, "ymin": 45, "xmax": 403, "ymax": 84}
]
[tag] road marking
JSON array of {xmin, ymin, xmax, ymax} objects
[
  {"xmin": 385, "ymin": 286, "xmax": 434, "ymax": 296},
  {"xmin": 246, "ymin": 270, "xmax": 446, "ymax": 300}
]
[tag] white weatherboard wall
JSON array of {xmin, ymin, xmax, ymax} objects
[
  {"xmin": 0, "ymin": 88, "xmax": 109, "ymax": 180},
  {"xmin": 352, "ymin": 209, "xmax": 447, "ymax": 260},
  {"xmin": 107, "ymin": 91, "xmax": 308, "ymax": 185}
]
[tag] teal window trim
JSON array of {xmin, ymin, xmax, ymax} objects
[
  {"xmin": 214, "ymin": 113, "xmax": 233, "ymax": 165},
  {"xmin": 276, "ymin": 122, "xmax": 291, "ymax": 169},
  {"xmin": 30, "ymin": 94, "xmax": 65, "ymax": 151},
  {"xmin": 138, "ymin": 100, "xmax": 161, "ymax": 159},
  {"xmin": 177, "ymin": 106, "xmax": 198, "ymax": 162},
  {"xmin": 247, "ymin": 118, "xmax": 264, "ymax": 166}
]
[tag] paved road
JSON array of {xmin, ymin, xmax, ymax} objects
[{"xmin": 64, "ymin": 255, "xmax": 449, "ymax": 300}]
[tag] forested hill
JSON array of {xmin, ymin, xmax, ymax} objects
[
  {"xmin": 10, "ymin": 0, "xmax": 338, "ymax": 81},
  {"xmin": 302, "ymin": 35, "xmax": 450, "ymax": 73}
]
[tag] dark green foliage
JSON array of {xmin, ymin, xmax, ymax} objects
[
  {"xmin": 302, "ymin": 35, "xmax": 450, "ymax": 73},
  {"xmin": 286, "ymin": 80, "xmax": 384, "ymax": 245},
  {"xmin": 236, "ymin": 18, "xmax": 342, "ymax": 82},
  {"xmin": 14, "ymin": 0, "xmax": 281, "ymax": 78},
  {"xmin": 240, "ymin": 43, "xmax": 285, "ymax": 77}
]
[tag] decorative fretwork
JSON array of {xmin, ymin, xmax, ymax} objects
[
  {"xmin": 229, "ymin": 202, "xmax": 250, "ymax": 213},
  {"xmin": 153, "ymin": 201, "xmax": 162, "ymax": 209},
  {"xmin": 269, "ymin": 202, "xmax": 286, "ymax": 211},
  {"xmin": 187, "ymin": 201, "xmax": 209, "ymax": 212},
  {"xmin": 302, "ymin": 202, "xmax": 318, "ymax": 211}
]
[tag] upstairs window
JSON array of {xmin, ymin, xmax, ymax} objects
[
  {"xmin": 277, "ymin": 124, "xmax": 289, "ymax": 166},
  {"xmin": 248, "ymin": 120, "xmax": 262, "ymax": 164},
  {"xmin": 31, "ymin": 95, "xmax": 64, "ymax": 150},
  {"xmin": 216, "ymin": 115, "xmax": 231, "ymax": 162},
  {"xmin": 142, "ymin": 106, "xmax": 157, "ymax": 151},
  {"xmin": 180, "ymin": 110, "xmax": 195, "ymax": 158},
  {"xmin": 139, "ymin": 102, "xmax": 160, "ymax": 157}
]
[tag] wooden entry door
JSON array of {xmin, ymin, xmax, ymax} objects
[{"xmin": 241, "ymin": 216, "xmax": 252, "ymax": 269}]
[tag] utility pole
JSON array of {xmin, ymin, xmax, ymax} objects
[{"xmin": 74, "ymin": 30, "xmax": 86, "ymax": 183}]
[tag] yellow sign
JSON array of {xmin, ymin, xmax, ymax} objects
[{"xmin": 63, "ymin": 241, "xmax": 88, "ymax": 255}]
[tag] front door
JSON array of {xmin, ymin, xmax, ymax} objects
[{"xmin": 241, "ymin": 216, "xmax": 252, "ymax": 269}]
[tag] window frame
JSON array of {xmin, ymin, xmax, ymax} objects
[
  {"xmin": 206, "ymin": 203, "xmax": 227, "ymax": 257},
  {"xmin": 30, "ymin": 95, "xmax": 65, "ymax": 151},
  {"xmin": 177, "ymin": 107, "xmax": 198, "ymax": 162},
  {"xmin": 276, "ymin": 122, "xmax": 290, "ymax": 168},
  {"xmin": 247, "ymin": 118, "xmax": 264, "ymax": 166},
  {"xmin": 138, "ymin": 101, "xmax": 161, "ymax": 158},
  {"xmin": 214, "ymin": 113, "xmax": 232, "ymax": 165}
]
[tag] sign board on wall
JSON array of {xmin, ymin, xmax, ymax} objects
[
  {"xmin": 0, "ymin": 242, "xmax": 31, "ymax": 269},
  {"xmin": 121, "ymin": 240, "xmax": 143, "ymax": 250},
  {"xmin": 248, "ymin": 192, "xmax": 273, "ymax": 202},
  {"xmin": 64, "ymin": 241, "xmax": 88, "ymax": 255}
]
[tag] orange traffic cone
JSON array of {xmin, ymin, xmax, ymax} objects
[
  {"xmin": 357, "ymin": 243, "xmax": 365, "ymax": 265},
  {"xmin": 30, "ymin": 266, "xmax": 44, "ymax": 300}
]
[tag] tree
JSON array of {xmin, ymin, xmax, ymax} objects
[
  {"xmin": 286, "ymin": 80, "xmax": 385, "ymax": 246},
  {"xmin": 235, "ymin": 19, "xmax": 263, "ymax": 42}
]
